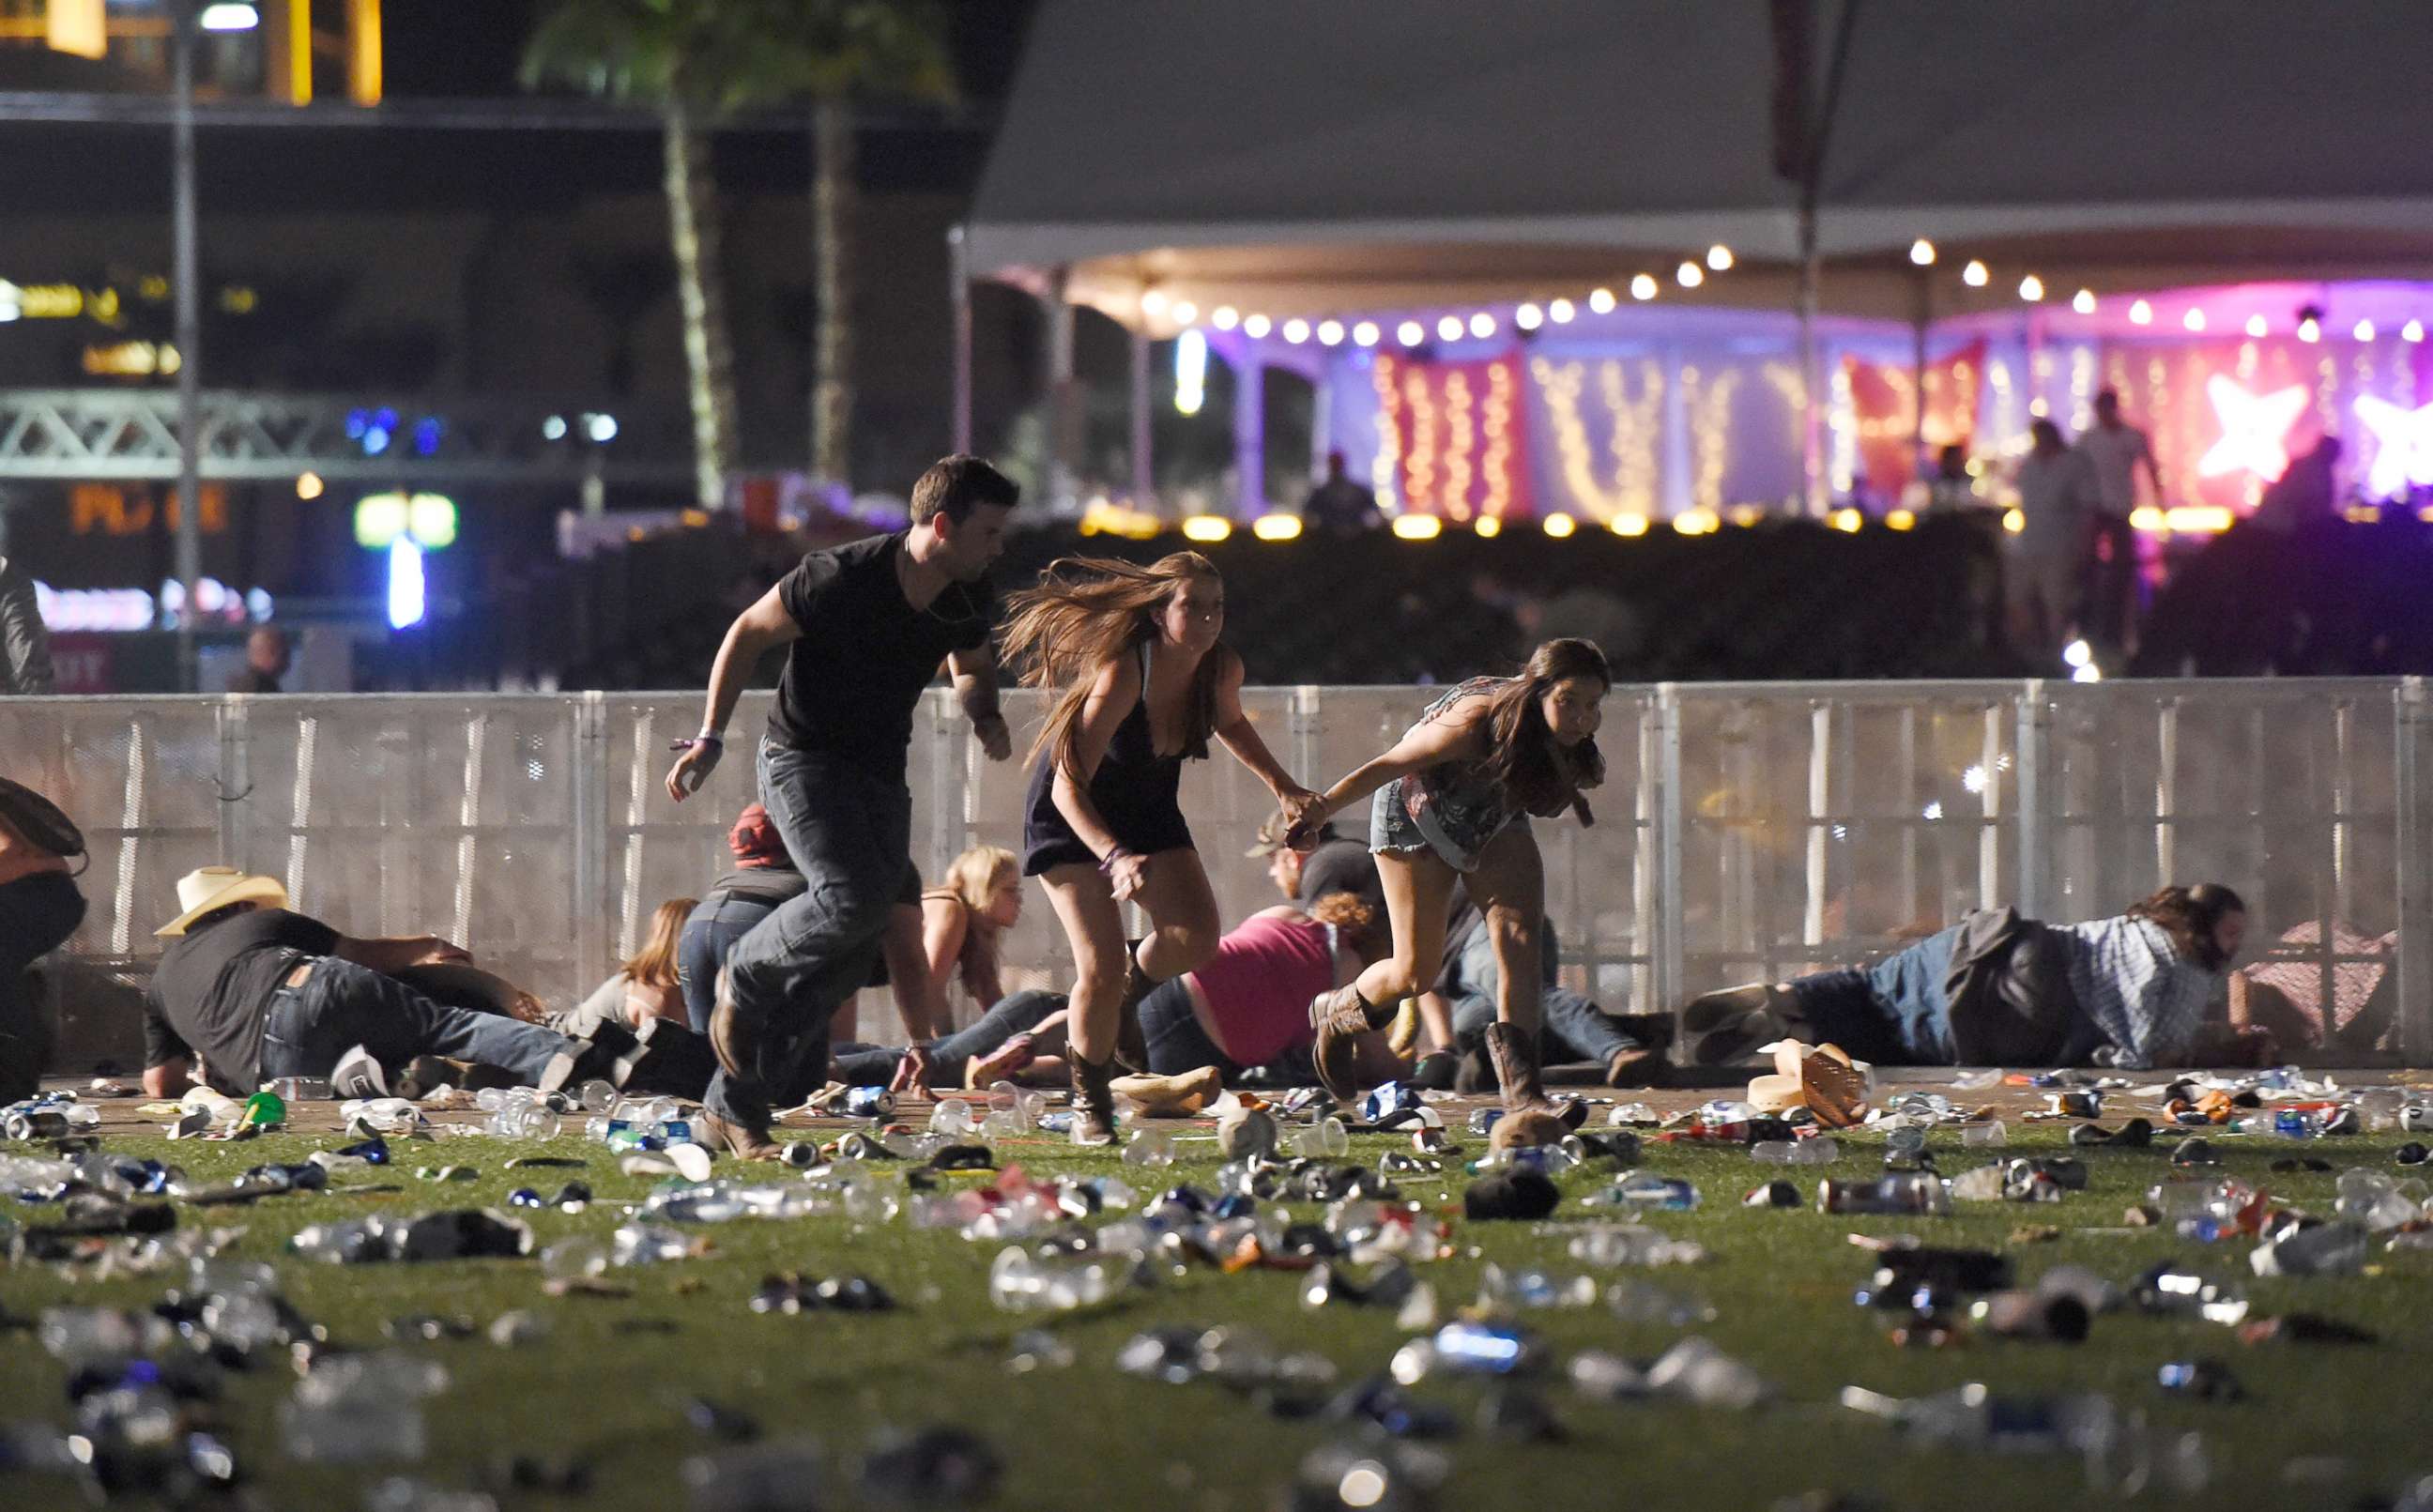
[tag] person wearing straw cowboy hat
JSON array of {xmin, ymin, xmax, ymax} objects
[{"xmin": 141, "ymin": 865, "xmax": 650, "ymax": 1103}]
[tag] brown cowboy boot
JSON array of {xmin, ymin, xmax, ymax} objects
[
  {"xmin": 1308, "ymin": 984, "xmax": 1391, "ymax": 1102},
  {"xmin": 1484, "ymin": 1020, "xmax": 1561, "ymax": 1117},
  {"xmin": 1110, "ymin": 943, "xmax": 1153, "ymax": 1073},
  {"xmin": 1068, "ymin": 1052, "xmax": 1118, "ymax": 1146}
]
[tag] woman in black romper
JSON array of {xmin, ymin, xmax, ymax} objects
[{"xmin": 1002, "ymin": 552, "xmax": 1313, "ymax": 1144}]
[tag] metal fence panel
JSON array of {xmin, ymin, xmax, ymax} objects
[
  {"xmin": 5, "ymin": 678, "xmax": 2426, "ymax": 1065},
  {"xmin": 1668, "ymin": 683, "xmax": 2025, "ymax": 995}
]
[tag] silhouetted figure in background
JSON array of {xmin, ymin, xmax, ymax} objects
[{"xmin": 1303, "ymin": 451, "xmax": 1382, "ymax": 535}]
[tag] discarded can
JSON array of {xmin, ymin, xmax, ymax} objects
[
  {"xmin": 4, "ymin": 1109, "xmax": 68, "ymax": 1141},
  {"xmin": 1817, "ymin": 1173, "xmax": 1950, "ymax": 1215},
  {"xmin": 2052, "ymin": 1091, "xmax": 2102, "ymax": 1119},
  {"xmin": 1467, "ymin": 1107, "xmax": 1506, "ymax": 1138},
  {"xmin": 846, "ymin": 1088, "xmax": 895, "ymax": 1120}
]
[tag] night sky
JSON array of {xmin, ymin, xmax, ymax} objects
[{"xmin": 0, "ymin": 2, "xmax": 1035, "ymax": 215}]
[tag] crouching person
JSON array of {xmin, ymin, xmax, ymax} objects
[
  {"xmin": 141, "ymin": 867, "xmax": 655, "ymax": 1102},
  {"xmin": 1681, "ymin": 883, "xmax": 2270, "ymax": 1071}
]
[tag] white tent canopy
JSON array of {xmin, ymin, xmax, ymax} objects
[{"xmin": 968, "ymin": 0, "xmax": 2433, "ymax": 327}]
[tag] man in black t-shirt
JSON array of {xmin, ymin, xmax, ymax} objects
[
  {"xmin": 140, "ymin": 866, "xmax": 624, "ymax": 1101},
  {"xmin": 665, "ymin": 455, "xmax": 1018, "ymax": 1158}
]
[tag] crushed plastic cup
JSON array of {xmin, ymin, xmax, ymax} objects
[
  {"xmin": 1288, "ymin": 1117, "xmax": 1352, "ymax": 1160},
  {"xmin": 1477, "ymin": 1262, "xmax": 1597, "ymax": 1311},
  {"xmin": 610, "ymin": 1223, "xmax": 694, "ymax": 1267},
  {"xmin": 1645, "ymin": 1336, "xmax": 1770, "ymax": 1409},
  {"xmin": 1566, "ymin": 1224, "xmax": 1708, "ymax": 1268},
  {"xmin": 1951, "ymin": 1068, "xmax": 2005, "ymax": 1092},
  {"xmin": 1122, "ymin": 1129, "xmax": 1176, "ymax": 1168},
  {"xmin": 539, "ymin": 1237, "xmax": 608, "ymax": 1282},
  {"xmin": 929, "ymin": 1100, "xmax": 980, "ymax": 1138},
  {"xmin": 1962, "ymin": 1121, "xmax": 2008, "ymax": 1148},
  {"xmin": 2335, "ymin": 1169, "xmax": 2426, "ymax": 1231},
  {"xmin": 1606, "ymin": 1280, "xmax": 1717, "ymax": 1327},
  {"xmin": 1752, "ymin": 1138, "xmax": 1838, "ymax": 1166},
  {"xmin": 486, "ymin": 1105, "xmax": 562, "ymax": 1140}
]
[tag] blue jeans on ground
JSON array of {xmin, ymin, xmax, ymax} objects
[
  {"xmin": 1786, "ymin": 922, "xmax": 1961, "ymax": 1064},
  {"xmin": 1443, "ymin": 919, "xmax": 1642, "ymax": 1065},
  {"xmin": 831, "ymin": 989, "xmax": 1066, "ymax": 1088},
  {"xmin": 258, "ymin": 955, "xmax": 576, "ymax": 1086},
  {"xmin": 1137, "ymin": 978, "xmax": 1236, "ymax": 1078},
  {"xmin": 677, "ymin": 896, "xmax": 780, "ymax": 1034},
  {"xmin": 709, "ymin": 742, "xmax": 912, "ymax": 1127}
]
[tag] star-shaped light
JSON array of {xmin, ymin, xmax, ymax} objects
[
  {"xmin": 2197, "ymin": 375, "xmax": 2309, "ymax": 481},
  {"xmin": 2357, "ymin": 395, "xmax": 2433, "ymax": 498}
]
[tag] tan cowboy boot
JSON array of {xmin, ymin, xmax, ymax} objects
[
  {"xmin": 1068, "ymin": 1053, "xmax": 1118, "ymax": 1146},
  {"xmin": 1308, "ymin": 984, "xmax": 1390, "ymax": 1101}
]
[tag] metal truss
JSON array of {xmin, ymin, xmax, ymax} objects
[{"xmin": 0, "ymin": 389, "xmax": 690, "ymax": 484}]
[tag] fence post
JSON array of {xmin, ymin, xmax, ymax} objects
[
  {"xmin": 930, "ymin": 688, "xmax": 970, "ymax": 883},
  {"xmin": 215, "ymin": 696, "xmax": 249, "ymax": 870},
  {"xmin": 2014, "ymin": 678, "xmax": 2052, "ymax": 921},
  {"xmin": 572, "ymin": 692, "xmax": 609, "ymax": 1004},
  {"xmin": 1654, "ymin": 683, "xmax": 1685, "ymax": 1046},
  {"xmin": 2397, "ymin": 678, "xmax": 2430, "ymax": 1061}
]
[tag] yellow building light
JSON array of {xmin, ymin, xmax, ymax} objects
[
  {"xmin": 1611, "ymin": 513, "xmax": 1649, "ymax": 537},
  {"xmin": 1473, "ymin": 515, "xmax": 1501, "ymax": 538},
  {"xmin": 1829, "ymin": 508, "xmax": 1863, "ymax": 532},
  {"xmin": 1250, "ymin": 513, "xmax": 1301, "ymax": 542},
  {"xmin": 1884, "ymin": 509, "xmax": 1916, "ymax": 530},
  {"xmin": 1180, "ymin": 514, "xmax": 1232, "ymax": 542},
  {"xmin": 1390, "ymin": 514, "xmax": 1442, "ymax": 541},
  {"xmin": 1542, "ymin": 512, "xmax": 1577, "ymax": 538},
  {"xmin": 1672, "ymin": 508, "xmax": 1720, "ymax": 535}
]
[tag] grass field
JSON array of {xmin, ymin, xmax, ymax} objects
[{"xmin": 5, "ymin": 1105, "xmax": 2430, "ymax": 1512}]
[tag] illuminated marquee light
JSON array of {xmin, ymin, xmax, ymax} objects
[
  {"xmin": 1683, "ymin": 365, "xmax": 1742, "ymax": 513},
  {"xmin": 1480, "ymin": 356, "xmax": 1518, "ymax": 521},
  {"xmin": 1532, "ymin": 357, "xmax": 1662, "ymax": 523},
  {"xmin": 1369, "ymin": 356, "xmax": 1403, "ymax": 510},
  {"xmin": 2355, "ymin": 395, "xmax": 2433, "ymax": 499},
  {"xmin": 1441, "ymin": 369, "xmax": 1477, "ymax": 519},
  {"xmin": 1180, "ymin": 515, "xmax": 1232, "ymax": 542},
  {"xmin": 1401, "ymin": 367, "xmax": 1438, "ymax": 513},
  {"xmin": 1172, "ymin": 328, "xmax": 1208, "ymax": 416},
  {"xmin": 2196, "ymin": 376, "xmax": 2309, "ymax": 481},
  {"xmin": 387, "ymin": 540, "xmax": 426, "ymax": 630}
]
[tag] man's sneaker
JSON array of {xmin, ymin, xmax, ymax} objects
[
  {"xmin": 329, "ymin": 1045, "xmax": 388, "ymax": 1100},
  {"xmin": 1682, "ymin": 983, "xmax": 1794, "ymax": 1066},
  {"xmin": 699, "ymin": 1108, "xmax": 782, "ymax": 1162}
]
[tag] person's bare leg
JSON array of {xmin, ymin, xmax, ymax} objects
[
  {"xmin": 1127, "ymin": 848, "xmax": 1222, "ymax": 981},
  {"xmin": 876, "ymin": 901, "xmax": 934, "ymax": 1041},
  {"xmin": 1465, "ymin": 824, "xmax": 1561, "ymax": 1119},
  {"xmin": 1466, "ymin": 825, "xmax": 1545, "ymax": 1038},
  {"xmin": 1315, "ymin": 850, "xmax": 1455, "ymax": 1098},
  {"xmin": 1041, "ymin": 865, "xmax": 1126, "ymax": 1143}
]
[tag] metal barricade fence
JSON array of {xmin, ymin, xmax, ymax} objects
[{"xmin": 5, "ymin": 678, "xmax": 2426, "ymax": 1064}]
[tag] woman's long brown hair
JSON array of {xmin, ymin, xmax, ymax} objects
[
  {"xmin": 1469, "ymin": 638, "xmax": 1611, "ymax": 825},
  {"xmin": 2128, "ymin": 882, "xmax": 2246, "ymax": 970},
  {"xmin": 620, "ymin": 897, "xmax": 696, "ymax": 989},
  {"xmin": 999, "ymin": 553, "xmax": 1233, "ymax": 776}
]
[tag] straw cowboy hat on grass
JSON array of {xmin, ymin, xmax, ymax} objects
[{"xmin": 157, "ymin": 866, "xmax": 288, "ymax": 938}]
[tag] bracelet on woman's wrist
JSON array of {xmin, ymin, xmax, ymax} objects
[{"xmin": 1098, "ymin": 846, "xmax": 1136, "ymax": 876}]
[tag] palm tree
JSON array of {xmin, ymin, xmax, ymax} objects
[
  {"xmin": 782, "ymin": 3, "xmax": 953, "ymax": 485},
  {"xmin": 523, "ymin": 1, "xmax": 951, "ymax": 507}
]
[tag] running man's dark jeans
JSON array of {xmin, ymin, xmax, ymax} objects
[{"xmin": 709, "ymin": 742, "xmax": 911, "ymax": 1127}]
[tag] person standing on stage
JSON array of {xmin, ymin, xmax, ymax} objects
[
  {"xmin": 1001, "ymin": 552, "xmax": 1313, "ymax": 1145},
  {"xmin": 664, "ymin": 455, "xmax": 1018, "ymax": 1158},
  {"xmin": 2073, "ymin": 389, "xmax": 2164, "ymax": 653}
]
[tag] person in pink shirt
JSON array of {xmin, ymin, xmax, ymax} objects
[{"xmin": 1134, "ymin": 892, "xmax": 1403, "ymax": 1085}]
